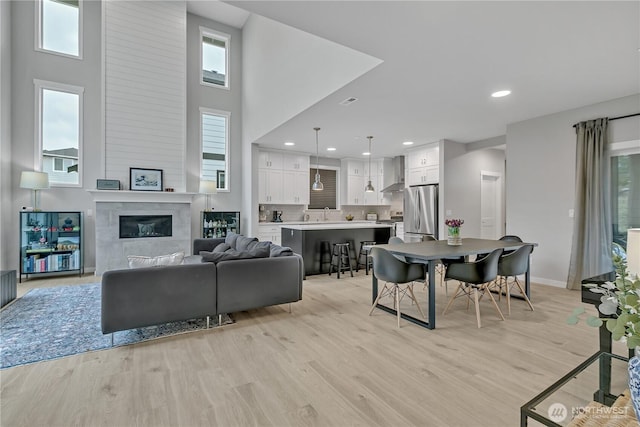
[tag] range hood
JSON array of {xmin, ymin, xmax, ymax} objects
[{"xmin": 380, "ymin": 156, "xmax": 405, "ymax": 193}]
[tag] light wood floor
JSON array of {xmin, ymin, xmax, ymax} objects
[{"xmin": 0, "ymin": 271, "xmax": 623, "ymax": 427}]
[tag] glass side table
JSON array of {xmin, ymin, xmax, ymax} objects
[{"xmin": 521, "ymin": 352, "xmax": 638, "ymax": 426}]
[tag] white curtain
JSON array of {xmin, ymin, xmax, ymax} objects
[{"xmin": 567, "ymin": 118, "xmax": 613, "ymax": 290}]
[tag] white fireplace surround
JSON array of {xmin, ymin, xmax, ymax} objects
[{"xmin": 88, "ymin": 191, "xmax": 196, "ymax": 275}]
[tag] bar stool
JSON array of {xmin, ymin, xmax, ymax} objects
[
  {"xmin": 356, "ymin": 241, "xmax": 377, "ymax": 275},
  {"xmin": 329, "ymin": 242, "xmax": 354, "ymax": 278},
  {"xmin": 319, "ymin": 240, "xmax": 332, "ymax": 273}
]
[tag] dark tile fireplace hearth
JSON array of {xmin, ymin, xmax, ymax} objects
[{"xmin": 119, "ymin": 215, "xmax": 172, "ymax": 238}]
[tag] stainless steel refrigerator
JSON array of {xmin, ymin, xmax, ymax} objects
[{"xmin": 403, "ymin": 184, "xmax": 438, "ymax": 242}]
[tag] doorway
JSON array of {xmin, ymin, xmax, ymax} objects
[{"xmin": 480, "ymin": 171, "xmax": 503, "ymax": 239}]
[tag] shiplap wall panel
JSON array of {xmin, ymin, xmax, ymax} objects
[{"xmin": 104, "ymin": 1, "xmax": 186, "ymax": 191}]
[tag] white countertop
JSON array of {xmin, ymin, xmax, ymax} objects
[
  {"xmin": 280, "ymin": 222, "xmax": 394, "ymax": 230},
  {"xmin": 259, "ymin": 220, "xmax": 382, "ymax": 226}
]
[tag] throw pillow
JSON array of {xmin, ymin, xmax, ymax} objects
[
  {"xmin": 200, "ymin": 249, "xmax": 257, "ymax": 263},
  {"xmin": 248, "ymin": 241, "xmax": 271, "ymax": 258},
  {"xmin": 213, "ymin": 242, "xmax": 231, "ymax": 253},
  {"xmin": 127, "ymin": 251, "xmax": 185, "ymax": 268},
  {"xmin": 236, "ymin": 235, "xmax": 259, "ymax": 252},
  {"xmin": 270, "ymin": 245, "xmax": 294, "ymax": 257},
  {"xmin": 225, "ymin": 232, "xmax": 240, "ymax": 249}
]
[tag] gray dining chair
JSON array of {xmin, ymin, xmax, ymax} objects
[
  {"xmin": 493, "ymin": 244, "xmax": 535, "ymax": 315},
  {"xmin": 442, "ymin": 248, "xmax": 504, "ymax": 328},
  {"xmin": 369, "ymin": 247, "xmax": 426, "ymax": 328}
]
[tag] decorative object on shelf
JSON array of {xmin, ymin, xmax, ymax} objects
[
  {"xmin": 345, "ymin": 214, "xmax": 354, "ymax": 221},
  {"xmin": 311, "ymin": 127, "xmax": 323, "ymax": 191},
  {"xmin": 129, "ymin": 167, "xmax": 163, "ymax": 191},
  {"xmin": 199, "ymin": 180, "xmax": 217, "ymax": 212},
  {"xmin": 20, "ymin": 171, "xmax": 49, "ymax": 211},
  {"xmin": 365, "ymin": 136, "xmax": 375, "ymax": 193},
  {"xmin": 445, "ymin": 218, "xmax": 464, "ymax": 245},
  {"xmin": 96, "ymin": 179, "xmax": 121, "ymax": 190}
]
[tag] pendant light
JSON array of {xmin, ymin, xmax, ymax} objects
[
  {"xmin": 311, "ymin": 127, "xmax": 324, "ymax": 191},
  {"xmin": 365, "ymin": 136, "xmax": 375, "ymax": 192}
]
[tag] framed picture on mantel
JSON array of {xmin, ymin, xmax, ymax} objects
[{"xmin": 130, "ymin": 168, "xmax": 163, "ymax": 191}]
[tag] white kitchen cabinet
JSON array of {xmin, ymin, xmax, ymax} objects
[
  {"xmin": 346, "ymin": 175, "xmax": 365, "ymax": 205},
  {"xmin": 258, "ymin": 168, "xmax": 283, "ymax": 203},
  {"xmin": 282, "ymin": 170, "xmax": 310, "ymax": 205},
  {"xmin": 258, "ymin": 150, "xmax": 283, "ymax": 169},
  {"xmin": 258, "ymin": 224, "xmax": 282, "ymax": 245},
  {"xmin": 406, "ymin": 144, "xmax": 440, "ymax": 185},
  {"xmin": 345, "ymin": 160, "xmax": 365, "ymax": 177},
  {"xmin": 282, "ymin": 153, "xmax": 310, "ymax": 171}
]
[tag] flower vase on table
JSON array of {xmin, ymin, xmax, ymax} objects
[
  {"xmin": 444, "ymin": 219, "xmax": 464, "ymax": 246},
  {"xmin": 629, "ymin": 347, "xmax": 640, "ymax": 419}
]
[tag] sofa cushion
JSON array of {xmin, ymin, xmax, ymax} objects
[
  {"xmin": 236, "ymin": 235, "xmax": 259, "ymax": 252},
  {"xmin": 225, "ymin": 232, "xmax": 240, "ymax": 249},
  {"xmin": 213, "ymin": 242, "xmax": 231, "ymax": 253},
  {"xmin": 270, "ymin": 245, "xmax": 294, "ymax": 257},
  {"xmin": 127, "ymin": 251, "xmax": 185, "ymax": 268},
  {"xmin": 248, "ymin": 241, "xmax": 271, "ymax": 258},
  {"xmin": 200, "ymin": 248, "xmax": 269, "ymax": 263}
]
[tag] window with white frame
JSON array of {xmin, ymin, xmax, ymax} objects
[
  {"xmin": 200, "ymin": 27, "xmax": 229, "ymax": 89},
  {"xmin": 201, "ymin": 108, "xmax": 229, "ymax": 191},
  {"xmin": 35, "ymin": 79, "xmax": 83, "ymax": 186},
  {"xmin": 37, "ymin": 0, "xmax": 82, "ymax": 58}
]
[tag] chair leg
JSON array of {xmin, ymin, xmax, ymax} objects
[
  {"xmin": 484, "ymin": 284, "xmax": 505, "ymax": 321},
  {"xmin": 473, "ymin": 288, "xmax": 482, "ymax": 328},
  {"xmin": 512, "ymin": 277, "xmax": 534, "ymax": 311},
  {"xmin": 395, "ymin": 285, "xmax": 401, "ymax": 328},
  {"xmin": 505, "ymin": 277, "xmax": 511, "ymax": 315},
  {"xmin": 406, "ymin": 283, "xmax": 426, "ymax": 319},
  {"xmin": 369, "ymin": 283, "xmax": 390, "ymax": 315},
  {"xmin": 442, "ymin": 283, "xmax": 464, "ymax": 315}
]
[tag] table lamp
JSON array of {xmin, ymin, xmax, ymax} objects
[
  {"xmin": 199, "ymin": 180, "xmax": 217, "ymax": 212},
  {"xmin": 20, "ymin": 171, "xmax": 49, "ymax": 211},
  {"xmin": 627, "ymin": 228, "xmax": 640, "ymax": 278}
]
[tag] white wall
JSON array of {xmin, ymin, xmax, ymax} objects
[
  {"xmin": 507, "ymin": 94, "xmax": 640, "ymax": 287},
  {"xmin": 0, "ymin": 0, "xmax": 11, "ymax": 270},
  {"xmin": 10, "ymin": 0, "xmax": 102, "ymax": 272},
  {"xmin": 442, "ymin": 141, "xmax": 505, "ymax": 239},
  {"xmin": 186, "ymin": 13, "xmax": 243, "ymax": 237}
]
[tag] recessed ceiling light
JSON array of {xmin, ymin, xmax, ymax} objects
[
  {"xmin": 491, "ymin": 90, "xmax": 511, "ymax": 98},
  {"xmin": 326, "ymin": 147, "xmax": 336, "ymax": 151},
  {"xmin": 284, "ymin": 141, "xmax": 295, "ymax": 146},
  {"xmin": 363, "ymin": 152, "xmax": 371, "ymax": 156},
  {"xmin": 403, "ymin": 141, "xmax": 414, "ymax": 146}
]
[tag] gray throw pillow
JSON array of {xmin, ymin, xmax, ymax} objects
[
  {"xmin": 225, "ymin": 232, "xmax": 240, "ymax": 249},
  {"xmin": 213, "ymin": 242, "xmax": 231, "ymax": 253},
  {"xmin": 270, "ymin": 245, "xmax": 294, "ymax": 257},
  {"xmin": 236, "ymin": 235, "xmax": 259, "ymax": 252},
  {"xmin": 200, "ymin": 249, "xmax": 254, "ymax": 263},
  {"xmin": 248, "ymin": 241, "xmax": 271, "ymax": 258}
]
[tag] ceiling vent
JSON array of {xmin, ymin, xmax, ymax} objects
[{"xmin": 339, "ymin": 97, "xmax": 358, "ymax": 106}]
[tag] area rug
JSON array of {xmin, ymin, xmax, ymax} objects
[{"xmin": 0, "ymin": 283, "xmax": 231, "ymax": 369}]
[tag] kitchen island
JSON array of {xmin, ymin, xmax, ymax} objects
[{"xmin": 281, "ymin": 222, "xmax": 393, "ymax": 276}]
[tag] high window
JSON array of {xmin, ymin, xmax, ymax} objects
[
  {"xmin": 308, "ymin": 168, "xmax": 338, "ymax": 209},
  {"xmin": 37, "ymin": 0, "xmax": 82, "ymax": 58},
  {"xmin": 200, "ymin": 27, "xmax": 229, "ymax": 89},
  {"xmin": 611, "ymin": 141, "xmax": 640, "ymax": 252},
  {"xmin": 201, "ymin": 108, "xmax": 229, "ymax": 191},
  {"xmin": 35, "ymin": 80, "xmax": 83, "ymax": 186}
]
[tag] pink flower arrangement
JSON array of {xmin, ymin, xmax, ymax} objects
[{"xmin": 445, "ymin": 218, "xmax": 464, "ymax": 228}]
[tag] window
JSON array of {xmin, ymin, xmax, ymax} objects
[
  {"xmin": 200, "ymin": 27, "xmax": 229, "ymax": 89},
  {"xmin": 35, "ymin": 79, "xmax": 83, "ymax": 186},
  {"xmin": 37, "ymin": 0, "xmax": 82, "ymax": 58},
  {"xmin": 201, "ymin": 108, "xmax": 229, "ymax": 191},
  {"xmin": 308, "ymin": 168, "xmax": 338, "ymax": 209},
  {"xmin": 610, "ymin": 140, "xmax": 640, "ymax": 251}
]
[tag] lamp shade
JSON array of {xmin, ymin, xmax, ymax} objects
[
  {"xmin": 199, "ymin": 180, "xmax": 217, "ymax": 194},
  {"xmin": 20, "ymin": 171, "xmax": 49, "ymax": 190},
  {"xmin": 627, "ymin": 228, "xmax": 640, "ymax": 277}
]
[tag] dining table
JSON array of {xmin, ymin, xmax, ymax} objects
[{"xmin": 372, "ymin": 238, "xmax": 538, "ymax": 330}]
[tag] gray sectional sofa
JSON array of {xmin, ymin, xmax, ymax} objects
[{"xmin": 101, "ymin": 235, "xmax": 304, "ymax": 335}]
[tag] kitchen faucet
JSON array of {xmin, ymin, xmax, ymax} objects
[{"xmin": 324, "ymin": 207, "xmax": 330, "ymax": 221}]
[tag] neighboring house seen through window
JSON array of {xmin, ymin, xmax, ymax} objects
[
  {"xmin": 35, "ymin": 79, "xmax": 83, "ymax": 186},
  {"xmin": 37, "ymin": 0, "xmax": 82, "ymax": 58},
  {"xmin": 200, "ymin": 27, "xmax": 229, "ymax": 89},
  {"xmin": 201, "ymin": 108, "xmax": 229, "ymax": 191}
]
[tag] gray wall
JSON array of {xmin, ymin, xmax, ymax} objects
[
  {"xmin": 186, "ymin": 13, "xmax": 243, "ymax": 237},
  {"xmin": 507, "ymin": 94, "xmax": 640, "ymax": 286},
  {"xmin": 0, "ymin": 0, "xmax": 11, "ymax": 270},
  {"xmin": 9, "ymin": 0, "xmax": 101, "ymax": 272}
]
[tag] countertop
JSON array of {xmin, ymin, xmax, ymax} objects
[
  {"xmin": 259, "ymin": 220, "xmax": 385, "ymax": 226},
  {"xmin": 280, "ymin": 222, "xmax": 394, "ymax": 230}
]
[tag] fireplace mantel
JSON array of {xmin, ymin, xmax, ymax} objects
[{"xmin": 87, "ymin": 190, "xmax": 196, "ymax": 204}]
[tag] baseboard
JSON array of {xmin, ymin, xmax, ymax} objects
[{"xmin": 531, "ymin": 276, "xmax": 567, "ymax": 288}]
